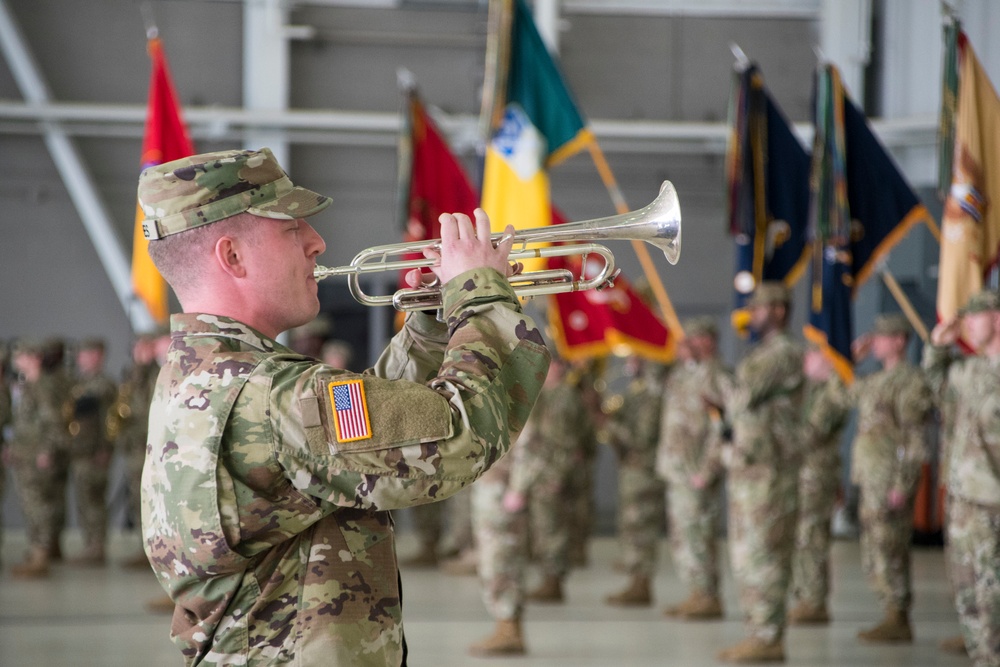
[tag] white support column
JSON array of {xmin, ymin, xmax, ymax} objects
[
  {"xmin": 0, "ymin": 0, "xmax": 155, "ymax": 333},
  {"xmin": 820, "ymin": 0, "xmax": 871, "ymax": 104},
  {"xmin": 243, "ymin": 0, "xmax": 291, "ymax": 167}
]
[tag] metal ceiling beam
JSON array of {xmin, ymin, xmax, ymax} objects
[{"xmin": 0, "ymin": 0, "xmax": 155, "ymax": 332}]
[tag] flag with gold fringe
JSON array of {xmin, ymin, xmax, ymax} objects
[
  {"xmin": 804, "ymin": 64, "xmax": 935, "ymax": 382},
  {"xmin": 132, "ymin": 36, "xmax": 193, "ymax": 326},
  {"xmin": 937, "ymin": 26, "xmax": 1000, "ymax": 321},
  {"xmin": 726, "ymin": 63, "xmax": 811, "ymax": 335},
  {"xmin": 546, "ymin": 209, "xmax": 674, "ymax": 362}
]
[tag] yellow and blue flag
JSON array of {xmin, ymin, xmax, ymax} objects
[
  {"xmin": 726, "ymin": 64, "xmax": 811, "ymax": 334},
  {"xmin": 804, "ymin": 64, "xmax": 935, "ymax": 382},
  {"xmin": 481, "ymin": 0, "xmax": 594, "ymax": 260}
]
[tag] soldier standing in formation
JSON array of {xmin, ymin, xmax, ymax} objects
[
  {"xmin": 924, "ymin": 289, "xmax": 1000, "ymax": 666},
  {"xmin": 603, "ymin": 354, "xmax": 667, "ymax": 607},
  {"xmin": 717, "ymin": 281, "xmax": 805, "ymax": 663},
  {"xmin": 788, "ymin": 345, "xmax": 851, "ymax": 624},
  {"xmin": 658, "ymin": 317, "xmax": 730, "ymax": 620},
  {"xmin": 8, "ymin": 341, "xmax": 69, "ymax": 578},
  {"xmin": 524, "ymin": 357, "xmax": 593, "ymax": 603},
  {"xmin": 114, "ymin": 333, "xmax": 161, "ymax": 568},
  {"xmin": 66, "ymin": 338, "xmax": 117, "ymax": 565},
  {"xmin": 850, "ymin": 313, "xmax": 932, "ymax": 643}
]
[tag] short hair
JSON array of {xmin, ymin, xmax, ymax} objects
[{"xmin": 147, "ymin": 212, "xmax": 262, "ymax": 294}]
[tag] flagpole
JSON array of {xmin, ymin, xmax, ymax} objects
[
  {"xmin": 585, "ymin": 140, "xmax": 685, "ymax": 339},
  {"xmin": 878, "ymin": 265, "xmax": 930, "ymax": 342}
]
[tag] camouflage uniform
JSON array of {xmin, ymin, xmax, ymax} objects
[
  {"xmin": 524, "ymin": 372, "xmax": 593, "ymax": 591},
  {"xmin": 143, "ymin": 276, "xmax": 548, "ymax": 666},
  {"xmin": 850, "ymin": 362, "xmax": 932, "ymax": 613},
  {"xmin": 725, "ymin": 331, "xmax": 805, "ymax": 644},
  {"xmin": 924, "ymin": 298, "xmax": 1000, "ymax": 666},
  {"xmin": 473, "ymin": 434, "xmax": 530, "ymax": 622},
  {"xmin": 0, "ymin": 369, "xmax": 10, "ymax": 557},
  {"xmin": 115, "ymin": 356, "xmax": 160, "ymax": 532},
  {"xmin": 68, "ymin": 367, "xmax": 118, "ymax": 556},
  {"xmin": 658, "ymin": 355, "xmax": 731, "ymax": 603},
  {"xmin": 605, "ymin": 362, "xmax": 667, "ymax": 580},
  {"xmin": 10, "ymin": 370, "xmax": 70, "ymax": 558},
  {"xmin": 790, "ymin": 375, "xmax": 850, "ymax": 613}
]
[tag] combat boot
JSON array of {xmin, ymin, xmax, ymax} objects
[
  {"xmin": 717, "ymin": 637, "xmax": 785, "ymax": 663},
  {"xmin": 468, "ymin": 618, "xmax": 526, "ymax": 656},
  {"xmin": 10, "ymin": 546, "xmax": 50, "ymax": 579},
  {"xmin": 682, "ymin": 591, "xmax": 724, "ymax": 619},
  {"xmin": 605, "ymin": 575, "xmax": 652, "ymax": 607},
  {"xmin": 526, "ymin": 575, "xmax": 564, "ymax": 603},
  {"xmin": 938, "ymin": 634, "xmax": 967, "ymax": 655},
  {"xmin": 858, "ymin": 607, "xmax": 912, "ymax": 643},
  {"xmin": 788, "ymin": 601, "xmax": 830, "ymax": 625}
]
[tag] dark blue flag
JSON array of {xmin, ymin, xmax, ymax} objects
[{"xmin": 726, "ymin": 64, "xmax": 811, "ymax": 334}]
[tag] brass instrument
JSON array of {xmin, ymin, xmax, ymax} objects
[{"xmin": 314, "ymin": 180, "xmax": 681, "ymax": 311}]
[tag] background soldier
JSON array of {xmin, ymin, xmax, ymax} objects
[
  {"xmin": 603, "ymin": 354, "xmax": 667, "ymax": 607},
  {"xmin": 657, "ymin": 317, "xmax": 730, "ymax": 620},
  {"xmin": 67, "ymin": 338, "xmax": 117, "ymax": 565},
  {"xmin": 8, "ymin": 341, "xmax": 69, "ymax": 578},
  {"xmin": 0, "ymin": 344, "xmax": 10, "ymax": 562},
  {"xmin": 789, "ymin": 346, "xmax": 851, "ymax": 624},
  {"xmin": 525, "ymin": 357, "xmax": 593, "ymax": 603},
  {"xmin": 851, "ymin": 313, "xmax": 932, "ymax": 643},
  {"xmin": 717, "ymin": 282, "xmax": 805, "ymax": 663},
  {"xmin": 924, "ymin": 289, "xmax": 1000, "ymax": 666},
  {"xmin": 114, "ymin": 333, "xmax": 160, "ymax": 568}
]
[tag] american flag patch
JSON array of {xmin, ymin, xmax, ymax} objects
[{"xmin": 328, "ymin": 380, "xmax": 372, "ymax": 443}]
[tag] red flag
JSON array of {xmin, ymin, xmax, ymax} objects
[
  {"xmin": 546, "ymin": 209, "xmax": 675, "ymax": 362},
  {"xmin": 400, "ymin": 93, "xmax": 480, "ymax": 287},
  {"xmin": 132, "ymin": 37, "xmax": 194, "ymax": 325}
]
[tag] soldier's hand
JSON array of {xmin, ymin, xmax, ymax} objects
[
  {"xmin": 36, "ymin": 451, "xmax": 52, "ymax": 470},
  {"xmin": 418, "ymin": 209, "xmax": 516, "ymax": 286},
  {"xmin": 690, "ymin": 473, "xmax": 707, "ymax": 490},
  {"xmin": 931, "ymin": 317, "xmax": 961, "ymax": 347},
  {"xmin": 886, "ymin": 488, "xmax": 906, "ymax": 510},
  {"xmin": 851, "ymin": 334, "xmax": 872, "ymax": 360},
  {"xmin": 501, "ymin": 490, "xmax": 527, "ymax": 513}
]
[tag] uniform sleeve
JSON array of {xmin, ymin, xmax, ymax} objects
[
  {"xmin": 695, "ymin": 365, "xmax": 731, "ymax": 481},
  {"xmin": 921, "ymin": 343, "xmax": 960, "ymax": 397},
  {"xmin": 891, "ymin": 371, "xmax": 933, "ymax": 494},
  {"xmin": 807, "ymin": 377, "xmax": 851, "ymax": 442},
  {"xmin": 730, "ymin": 339, "xmax": 804, "ymax": 412},
  {"xmin": 267, "ymin": 267, "xmax": 550, "ymax": 511}
]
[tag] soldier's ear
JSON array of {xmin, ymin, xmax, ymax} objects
[{"xmin": 214, "ymin": 235, "xmax": 247, "ymax": 279}]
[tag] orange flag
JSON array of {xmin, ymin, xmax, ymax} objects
[
  {"xmin": 132, "ymin": 37, "xmax": 194, "ymax": 325},
  {"xmin": 937, "ymin": 33, "xmax": 1000, "ymax": 320}
]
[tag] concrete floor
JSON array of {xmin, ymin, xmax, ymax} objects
[{"xmin": 0, "ymin": 529, "xmax": 969, "ymax": 667}]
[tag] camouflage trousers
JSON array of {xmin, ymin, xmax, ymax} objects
[
  {"xmin": 71, "ymin": 451, "xmax": 110, "ymax": 548},
  {"xmin": 13, "ymin": 455, "xmax": 69, "ymax": 551},
  {"xmin": 473, "ymin": 478, "xmax": 527, "ymax": 621},
  {"xmin": 529, "ymin": 467, "xmax": 575, "ymax": 578},
  {"xmin": 566, "ymin": 458, "xmax": 594, "ymax": 566},
  {"xmin": 859, "ymin": 488, "xmax": 915, "ymax": 611},
  {"xmin": 791, "ymin": 451, "xmax": 839, "ymax": 608},
  {"xmin": 667, "ymin": 476, "xmax": 723, "ymax": 597},
  {"xmin": 727, "ymin": 464, "xmax": 799, "ymax": 643},
  {"xmin": 119, "ymin": 432, "xmax": 146, "ymax": 532},
  {"xmin": 407, "ymin": 487, "xmax": 474, "ymax": 554},
  {"xmin": 947, "ymin": 495, "xmax": 1000, "ymax": 667},
  {"xmin": 615, "ymin": 467, "xmax": 664, "ymax": 577}
]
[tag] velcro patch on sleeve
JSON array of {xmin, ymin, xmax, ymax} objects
[
  {"xmin": 317, "ymin": 375, "xmax": 454, "ymax": 455},
  {"xmin": 328, "ymin": 379, "xmax": 372, "ymax": 443}
]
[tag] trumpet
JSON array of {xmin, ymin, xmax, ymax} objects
[{"xmin": 314, "ymin": 180, "xmax": 681, "ymax": 311}]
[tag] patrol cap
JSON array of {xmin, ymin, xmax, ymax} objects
[
  {"xmin": 78, "ymin": 337, "xmax": 106, "ymax": 352},
  {"xmin": 12, "ymin": 339, "xmax": 44, "ymax": 356},
  {"xmin": 960, "ymin": 289, "xmax": 1000, "ymax": 315},
  {"xmin": 746, "ymin": 281, "xmax": 791, "ymax": 307},
  {"xmin": 872, "ymin": 313, "xmax": 910, "ymax": 337},
  {"xmin": 137, "ymin": 148, "xmax": 332, "ymax": 240},
  {"xmin": 683, "ymin": 316, "xmax": 718, "ymax": 338}
]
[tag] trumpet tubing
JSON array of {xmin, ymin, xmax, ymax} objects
[{"xmin": 314, "ymin": 180, "xmax": 681, "ymax": 311}]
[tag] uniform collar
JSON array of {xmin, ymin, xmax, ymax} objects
[{"xmin": 170, "ymin": 313, "xmax": 290, "ymax": 354}]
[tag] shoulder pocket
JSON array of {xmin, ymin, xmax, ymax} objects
[{"xmin": 314, "ymin": 375, "xmax": 453, "ymax": 455}]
